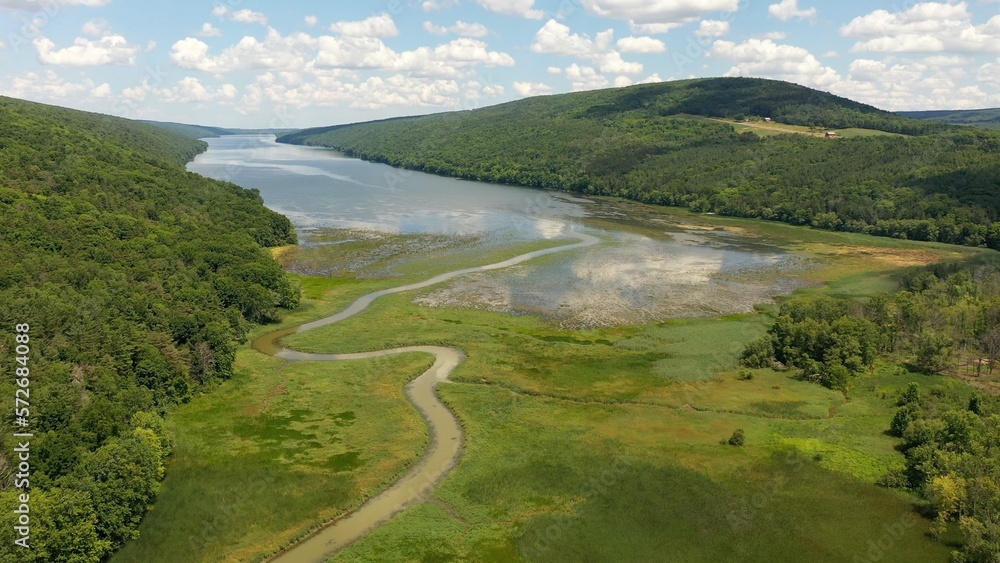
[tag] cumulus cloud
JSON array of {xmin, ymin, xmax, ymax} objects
[
  {"xmin": 834, "ymin": 55, "xmax": 1000, "ymax": 110},
  {"xmin": 34, "ymin": 32, "xmax": 140, "ymax": 66},
  {"xmin": 423, "ymin": 0, "xmax": 461, "ymax": 10},
  {"xmin": 768, "ymin": 0, "xmax": 816, "ymax": 22},
  {"xmin": 564, "ymin": 63, "xmax": 610, "ymax": 91},
  {"xmin": 156, "ymin": 77, "xmax": 238, "ymax": 104},
  {"xmin": 330, "ymin": 13, "xmax": 399, "ymax": 37},
  {"xmin": 476, "ymin": 0, "xmax": 544, "ymax": 19},
  {"xmin": 170, "ymin": 30, "xmax": 318, "ymax": 73},
  {"xmin": 0, "ymin": 70, "xmax": 106, "ymax": 102},
  {"xmin": 708, "ymin": 38, "xmax": 840, "ymax": 89},
  {"xmin": 240, "ymin": 71, "xmax": 478, "ymax": 112},
  {"xmin": 531, "ymin": 19, "xmax": 643, "ymax": 74},
  {"xmin": 304, "ymin": 15, "xmax": 318, "ymax": 28},
  {"xmin": 514, "ymin": 81, "xmax": 553, "ymax": 96},
  {"xmin": 171, "ymin": 28, "xmax": 514, "ymax": 80},
  {"xmin": 617, "ymin": 36, "xmax": 667, "ymax": 53},
  {"xmin": 841, "ymin": 2, "xmax": 1000, "ymax": 54},
  {"xmin": 579, "ymin": 0, "xmax": 739, "ymax": 33},
  {"xmin": 212, "ymin": 6, "xmax": 269, "ymax": 26},
  {"xmin": 424, "ymin": 21, "xmax": 490, "ymax": 37},
  {"xmin": 81, "ymin": 19, "xmax": 110, "ymax": 38},
  {"xmin": 695, "ymin": 20, "xmax": 730, "ymax": 37},
  {"xmin": 0, "ymin": 0, "xmax": 109, "ymax": 10},
  {"xmin": 198, "ymin": 23, "xmax": 222, "ymax": 38}
]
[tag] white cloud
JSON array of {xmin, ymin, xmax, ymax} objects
[
  {"xmin": 424, "ymin": 20, "xmax": 490, "ymax": 37},
  {"xmin": 579, "ymin": 0, "xmax": 739, "ymax": 33},
  {"xmin": 532, "ymin": 19, "xmax": 643, "ymax": 74},
  {"xmin": 514, "ymin": 81, "xmax": 553, "ymax": 96},
  {"xmin": 614, "ymin": 73, "xmax": 665, "ymax": 87},
  {"xmin": 330, "ymin": 13, "xmax": 399, "ymax": 38},
  {"xmin": 0, "ymin": 70, "xmax": 104, "ymax": 102},
  {"xmin": 316, "ymin": 36, "xmax": 510, "ymax": 76},
  {"xmin": 564, "ymin": 63, "xmax": 609, "ymax": 91},
  {"xmin": 34, "ymin": 33, "xmax": 140, "ymax": 66},
  {"xmin": 708, "ymin": 38, "xmax": 841, "ymax": 89},
  {"xmin": 423, "ymin": 0, "xmax": 461, "ymax": 10},
  {"xmin": 695, "ymin": 20, "xmax": 730, "ymax": 37},
  {"xmin": 170, "ymin": 30, "xmax": 317, "ymax": 73},
  {"xmin": 172, "ymin": 27, "xmax": 514, "ymax": 81},
  {"xmin": 0, "ymin": 0, "xmax": 109, "ymax": 10},
  {"xmin": 241, "ymin": 71, "xmax": 470, "ymax": 112},
  {"xmin": 547, "ymin": 66, "xmax": 562, "ymax": 74},
  {"xmin": 198, "ymin": 23, "xmax": 222, "ymax": 38},
  {"xmin": 304, "ymin": 15, "xmax": 318, "ymax": 28},
  {"xmin": 617, "ymin": 36, "xmax": 667, "ymax": 53},
  {"xmin": 90, "ymin": 82, "xmax": 112, "ymax": 98},
  {"xmin": 979, "ymin": 59, "xmax": 1000, "ymax": 90},
  {"xmin": 156, "ymin": 77, "xmax": 238, "ymax": 104},
  {"xmin": 833, "ymin": 55, "xmax": 1000, "ymax": 110},
  {"xmin": 841, "ymin": 2, "xmax": 1000, "ymax": 54},
  {"xmin": 81, "ymin": 19, "xmax": 110, "ymax": 38},
  {"xmin": 212, "ymin": 6, "xmax": 269, "ymax": 26},
  {"xmin": 476, "ymin": 0, "xmax": 544, "ymax": 19},
  {"xmin": 424, "ymin": 22, "xmax": 448, "ymax": 35},
  {"xmin": 759, "ymin": 31, "xmax": 788, "ymax": 40},
  {"xmin": 768, "ymin": 0, "xmax": 816, "ymax": 22}
]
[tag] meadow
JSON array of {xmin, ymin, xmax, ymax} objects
[{"xmin": 119, "ymin": 206, "xmax": 988, "ymax": 562}]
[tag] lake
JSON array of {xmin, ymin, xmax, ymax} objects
[{"xmin": 188, "ymin": 135, "xmax": 802, "ymax": 326}]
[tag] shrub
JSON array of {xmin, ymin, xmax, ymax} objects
[{"xmin": 728, "ymin": 429, "xmax": 746, "ymax": 446}]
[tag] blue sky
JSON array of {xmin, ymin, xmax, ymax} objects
[{"xmin": 1, "ymin": 0, "xmax": 999, "ymax": 128}]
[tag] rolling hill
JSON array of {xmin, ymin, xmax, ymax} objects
[
  {"xmin": 897, "ymin": 108, "xmax": 1000, "ymax": 130},
  {"xmin": 140, "ymin": 120, "xmax": 299, "ymax": 140},
  {"xmin": 0, "ymin": 96, "xmax": 298, "ymax": 561},
  {"xmin": 280, "ymin": 77, "xmax": 1000, "ymax": 250}
]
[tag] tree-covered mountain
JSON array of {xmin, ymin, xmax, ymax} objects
[
  {"xmin": 897, "ymin": 108, "xmax": 1000, "ymax": 130},
  {"xmin": 138, "ymin": 120, "xmax": 236, "ymax": 139},
  {"xmin": 280, "ymin": 77, "xmax": 1000, "ymax": 250},
  {"xmin": 0, "ymin": 96, "xmax": 298, "ymax": 561},
  {"xmin": 141, "ymin": 120, "xmax": 299, "ymax": 140}
]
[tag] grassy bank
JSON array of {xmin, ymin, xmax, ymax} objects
[{"xmin": 120, "ymin": 208, "xmax": 988, "ymax": 561}]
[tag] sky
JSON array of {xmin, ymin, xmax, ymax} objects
[{"xmin": 1, "ymin": 0, "xmax": 999, "ymax": 128}]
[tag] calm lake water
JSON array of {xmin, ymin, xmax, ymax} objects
[
  {"xmin": 187, "ymin": 135, "xmax": 588, "ymax": 237},
  {"xmin": 188, "ymin": 135, "xmax": 802, "ymax": 326}
]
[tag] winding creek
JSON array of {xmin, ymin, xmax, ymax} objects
[
  {"xmin": 187, "ymin": 135, "xmax": 806, "ymax": 560},
  {"xmin": 254, "ymin": 230, "xmax": 600, "ymax": 561}
]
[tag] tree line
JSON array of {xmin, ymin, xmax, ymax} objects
[
  {"xmin": 740, "ymin": 260, "xmax": 1000, "ymax": 560},
  {"xmin": 280, "ymin": 77, "xmax": 1000, "ymax": 251},
  {"xmin": 0, "ymin": 96, "xmax": 299, "ymax": 561}
]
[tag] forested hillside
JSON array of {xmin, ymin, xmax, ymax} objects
[
  {"xmin": 138, "ymin": 120, "xmax": 235, "ymax": 139},
  {"xmin": 0, "ymin": 96, "xmax": 298, "ymax": 561},
  {"xmin": 898, "ymin": 108, "xmax": 1000, "ymax": 130},
  {"xmin": 281, "ymin": 77, "xmax": 1000, "ymax": 250}
]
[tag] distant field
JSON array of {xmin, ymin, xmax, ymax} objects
[
  {"xmin": 693, "ymin": 115, "xmax": 905, "ymax": 139},
  {"xmin": 120, "ymin": 209, "xmax": 987, "ymax": 561}
]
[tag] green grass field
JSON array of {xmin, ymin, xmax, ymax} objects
[
  {"xmin": 118, "ymin": 209, "xmax": 989, "ymax": 562},
  {"xmin": 686, "ymin": 115, "xmax": 904, "ymax": 139}
]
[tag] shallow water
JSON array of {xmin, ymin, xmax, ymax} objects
[{"xmin": 189, "ymin": 135, "xmax": 803, "ymax": 324}]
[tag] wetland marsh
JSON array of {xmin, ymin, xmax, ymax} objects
[{"xmin": 119, "ymin": 135, "xmax": 993, "ymax": 561}]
